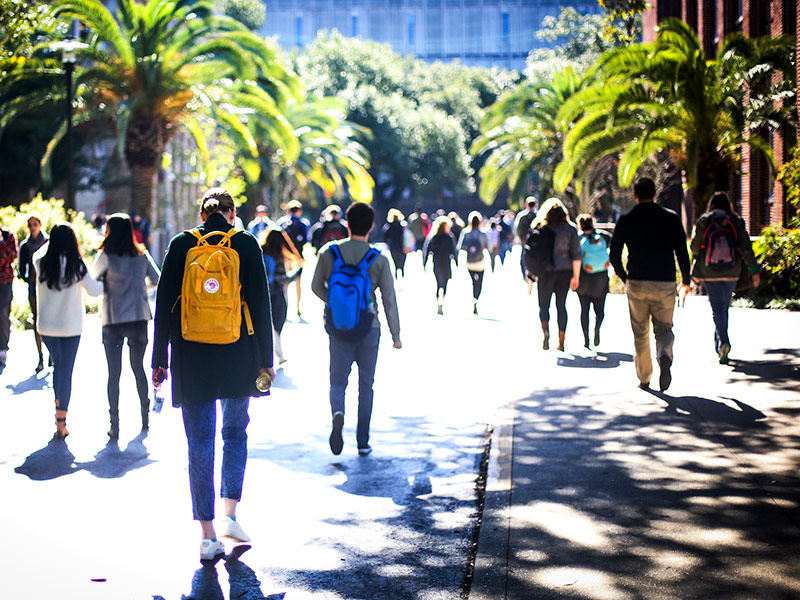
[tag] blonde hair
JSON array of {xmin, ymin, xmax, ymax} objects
[
  {"xmin": 431, "ymin": 215, "xmax": 451, "ymax": 236},
  {"xmin": 387, "ymin": 208, "xmax": 405, "ymax": 222},
  {"xmin": 532, "ymin": 197, "xmax": 569, "ymax": 228}
]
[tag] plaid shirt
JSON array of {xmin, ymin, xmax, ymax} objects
[{"xmin": 0, "ymin": 229, "xmax": 18, "ymax": 285}]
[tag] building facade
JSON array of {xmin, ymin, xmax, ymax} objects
[
  {"xmin": 643, "ymin": 0, "xmax": 798, "ymax": 232},
  {"xmin": 262, "ymin": 0, "xmax": 599, "ymax": 71}
]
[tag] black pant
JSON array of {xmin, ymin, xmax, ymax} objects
[
  {"xmin": 578, "ymin": 294, "xmax": 606, "ymax": 337},
  {"xmin": 537, "ymin": 271, "xmax": 571, "ymax": 331},
  {"xmin": 469, "ymin": 269, "xmax": 484, "ymax": 300},
  {"xmin": 269, "ymin": 282, "xmax": 288, "ymax": 333},
  {"xmin": 102, "ymin": 321, "xmax": 149, "ymax": 422}
]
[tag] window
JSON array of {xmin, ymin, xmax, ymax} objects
[
  {"xmin": 408, "ymin": 13, "xmax": 416, "ymax": 45},
  {"xmin": 501, "ymin": 11, "xmax": 510, "ymax": 44},
  {"xmin": 351, "ymin": 15, "xmax": 359, "ymax": 37},
  {"xmin": 295, "ymin": 16, "xmax": 303, "ymax": 45}
]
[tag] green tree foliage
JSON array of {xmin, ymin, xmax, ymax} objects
[
  {"xmin": 471, "ymin": 66, "xmax": 585, "ymax": 208},
  {"xmin": 296, "ymin": 31, "xmax": 514, "ymax": 208},
  {"xmin": 0, "ymin": 0, "xmax": 301, "ymax": 222},
  {"xmin": 0, "ymin": 0, "xmax": 51, "ymax": 61},
  {"xmin": 555, "ymin": 18, "xmax": 796, "ymax": 221},
  {"xmin": 216, "ymin": 0, "xmax": 265, "ymax": 31},
  {"xmin": 596, "ymin": 0, "xmax": 646, "ymax": 43}
]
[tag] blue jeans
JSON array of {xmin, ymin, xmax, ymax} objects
[
  {"xmin": 41, "ymin": 335, "xmax": 81, "ymax": 410},
  {"xmin": 182, "ymin": 397, "xmax": 250, "ymax": 521},
  {"xmin": 704, "ymin": 280, "xmax": 737, "ymax": 352},
  {"xmin": 329, "ymin": 327, "xmax": 380, "ymax": 448}
]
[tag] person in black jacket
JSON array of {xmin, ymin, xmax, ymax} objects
[
  {"xmin": 152, "ymin": 188, "xmax": 275, "ymax": 561},
  {"xmin": 609, "ymin": 178, "xmax": 691, "ymax": 392},
  {"xmin": 423, "ymin": 216, "xmax": 458, "ymax": 315},
  {"xmin": 17, "ymin": 214, "xmax": 48, "ymax": 371}
]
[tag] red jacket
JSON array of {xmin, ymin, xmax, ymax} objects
[{"xmin": 0, "ymin": 230, "xmax": 18, "ymax": 285}]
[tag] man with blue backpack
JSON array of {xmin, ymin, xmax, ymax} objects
[{"xmin": 311, "ymin": 202, "xmax": 402, "ymax": 456}]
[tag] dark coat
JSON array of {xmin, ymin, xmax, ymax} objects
[{"xmin": 152, "ymin": 213, "xmax": 273, "ymax": 406}]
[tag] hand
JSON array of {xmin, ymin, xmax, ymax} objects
[
  {"xmin": 569, "ymin": 276, "xmax": 579, "ymax": 291},
  {"xmin": 152, "ymin": 367, "xmax": 167, "ymax": 387},
  {"xmin": 266, "ymin": 367, "xmax": 277, "ymax": 380},
  {"xmin": 752, "ymin": 273, "xmax": 760, "ymax": 288},
  {"xmin": 393, "ymin": 340, "xmax": 402, "ymax": 349}
]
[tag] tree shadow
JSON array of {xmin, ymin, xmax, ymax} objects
[
  {"xmin": 557, "ymin": 351, "xmax": 633, "ymax": 369},
  {"xmin": 14, "ymin": 437, "xmax": 78, "ymax": 480},
  {"xmin": 5, "ymin": 372, "xmax": 50, "ymax": 394},
  {"xmin": 729, "ymin": 348, "xmax": 800, "ymax": 391}
]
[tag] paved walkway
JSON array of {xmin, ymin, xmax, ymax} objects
[{"xmin": 470, "ymin": 296, "xmax": 800, "ymax": 600}]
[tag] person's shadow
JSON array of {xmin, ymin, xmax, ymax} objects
[
  {"xmin": 14, "ymin": 437, "xmax": 78, "ymax": 480},
  {"xmin": 177, "ymin": 547, "xmax": 285, "ymax": 600},
  {"xmin": 557, "ymin": 351, "xmax": 633, "ymax": 369},
  {"xmin": 5, "ymin": 372, "xmax": 50, "ymax": 394},
  {"xmin": 648, "ymin": 390, "xmax": 767, "ymax": 427},
  {"xmin": 79, "ymin": 431, "xmax": 154, "ymax": 478}
]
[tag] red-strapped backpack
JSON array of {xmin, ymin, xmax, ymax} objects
[{"xmin": 701, "ymin": 213, "xmax": 738, "ymax": 271}]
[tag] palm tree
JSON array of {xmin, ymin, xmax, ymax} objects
[
  {"xmin": 554, "ymin": 18, "xmax": 796, "ymax": 222},
  {"xmin": 470, "ymin": 66, "xmax": 584, "ymax": 207},
  {"xmin": 253, "ymin": 96, "xmax": 374, "ymax": 215},
  {"xmin": 0, "ymin": 0, "xmax": 300, "ymax": 222}
]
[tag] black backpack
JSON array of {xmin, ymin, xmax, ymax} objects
[
  {"xmin": 701, "ymin": 213, "xmax": 738, "ymax": 271},
  {"xmin": 524, "ymin": 226, "xmax": 555, "ymax": 278}
]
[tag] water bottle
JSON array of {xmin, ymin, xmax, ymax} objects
[{"xmin": 152, "ymin": 386, "xmax": 164, "ymax": 413}]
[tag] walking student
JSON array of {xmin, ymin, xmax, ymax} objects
[
  {"xmin": 423, "ymin": 216, "xmax": 458, "ymax": 315},
  {"xmin": 90, "ymin": 214, "xmax": 161, "ymax": 438},
  {"xmin": 457, "ymin": 211, "xmax": 490, "ymax": 315},
  {"xmin": 311, "ymin": 202, "xmax": 401, "ymax": 457},
  {"xmin": 151, "ymin": 188, "xmax": 275, "ymax": 561},
  {"xmin": 17, "ymin": 214, "xmax": 48, "ymax": 371},
  {"xmin": 576, "ymin": 214, "xmax": 611, "ymax": 348},
  {"xmin": 609, "ymin": 177, "xmax": 691, "ymax": 391},
  {"xmin": 0, "ymin": 220, "xmax": 18, "ymax": 368},
  {"xmin": 690, "ymin": 192, "xmax": 760, "ymax": 364},
  {"xmin": 277, "ymin": 200, "xmax": 310, "ymax": 318},
  {"xmin": 33, "ymin": 223, "xmax": 103, "ymax": 437},
  {"xmin": 531, "ymin": 198, "xmax": 581, "ymax": 351}
]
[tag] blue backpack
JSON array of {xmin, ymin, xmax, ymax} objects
[
  {"xmin": 325, "ymin": 245, "xmax": 380, "ymax": 340},
  {"xmin": 580, "ymin": 233, "xmax": 610, "ymax": 273}
]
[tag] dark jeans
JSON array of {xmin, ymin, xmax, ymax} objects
[
  {"xmin": 329, "ymin": 327, "xmax": 380, "ymax": 448},
  {"xmin": 704, "ymin": 280, "xmax": 737, "ymax": 351},
  {"xmin": 537, "ymin": 271, "xmax": 572, "ymax": 331},
  {"xmin": 578, "ymin": 294, "xmax": 606, "ymax": 336},
  {"xmin": 390, "ymin": 249, "xmax": 406, "ymax": 277},
  {"xmin": 102, "ymin": 321, "xmax": 149, "ymax": 422},
  {"xmin": 182, "ymin": 397, "xmax": 250, "ymax": 521},
  {"xmin": 433, "ymin": 266, "xmax": 450, "ymax": 297},
  {"xmin": 41, "ymin": 335, "xmax": 81, "ymax": 410},
  {"xmin": 269, "ymin": 282, "xmax": 288, "ymax": 333},
  {"xmin": 0, "ymin": 282, "xmax": 11, "ymax": 352},
  {"xmin": 469, "ymin": 269, "xmax": 484, "ymax": 300}
]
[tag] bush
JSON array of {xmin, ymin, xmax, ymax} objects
[{"xmin": 752, "ymin": 226, "xmax": 800, "ymax": 300}]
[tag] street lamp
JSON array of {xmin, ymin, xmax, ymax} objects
[{"xmin": 50, "ymin": 37, "xmax": 88, "ymax": 212}]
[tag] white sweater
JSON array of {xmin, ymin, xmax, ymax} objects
[{"xmin": 33, "ymin": 246, "xmax": 103, "ymax": 337}]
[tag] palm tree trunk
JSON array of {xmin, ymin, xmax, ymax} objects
[{"xmin": 130, "ymin": 163, "xmax": 156, "ymax": 223}]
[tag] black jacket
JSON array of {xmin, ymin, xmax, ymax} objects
[{"xmin": 152, "ymin": 213, "xmax": 273, "ymax": 406}]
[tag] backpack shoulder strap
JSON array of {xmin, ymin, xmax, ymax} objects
[
  {"xmin": 357, "ymin": 247, "xmax": 380, "ymax": 272},
  {"xmin": 329, "ymin": 244, "xmax": 344, "ymax": 269}
]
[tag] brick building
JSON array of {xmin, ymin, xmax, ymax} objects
[{"xmin": 643, "ymin": 0, "xmax": 798, "ymax": 233}]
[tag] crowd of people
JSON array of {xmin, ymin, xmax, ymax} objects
[{"xmin": 0, "ymin": 177, "xmax": 762, "ymax": 561}]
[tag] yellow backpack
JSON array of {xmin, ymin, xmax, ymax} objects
[{"xmin": 179, "ymin": 228, "xmax": 253, "ymax": 344}]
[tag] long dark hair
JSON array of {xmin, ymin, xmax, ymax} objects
[
  {"xmin": 99, "ymin": 213, "xmax": 144, "ymax": 257},
  {"xmin": 39, "ymin": 223, "xmax": 88, "ymax": 290},
  {"xmin": 708, "ymin": 192, "xmax": 735, "ymax": 215}
]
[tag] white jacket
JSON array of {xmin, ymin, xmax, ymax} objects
[{"xmin": 33, "ymin": 245, "xmax": 103, "ymax": 337}]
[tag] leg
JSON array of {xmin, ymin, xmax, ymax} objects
[
  {"xmin": 220, "ymin": 397, "xmax": 250, "ymax": 506},
  {"xmin": 182, "ymin": 400, "xmax": 217, "ymax": 524},
  {"xmin": 553, "ymin": 272, "xmax": 571, "ymax": 334},
  {"xmin": 593, "ymin": 294, "xmax": 606, "ymax": 346},
  {"xmin": 54, "ymin": 336, "xmax": 81, "ymax": 411},
  {"xmin": 537, "ymin": 273, "xmax": 554, "ymax": 327},
  {"xmin": 0, "ymin": 283, "xmax": 11, "ymax": 363},
  {"xmin": 704, "ymin": 280, "xmax": 736, "ymax": 355},
  {"xmin": 578, "ymin": 294, "xmax": 591, "ymax": 347},
  {"xmin": 354, "ymin": 328, "xmax": 380, "ymax": 450},
  {"xmin": 471, "ymin": 270, "xmax": 484, "ymax": 300},
  {"xmin": 294, "ymin": 273, "xmax": 302, "ymax": 317},
  {"xmin": 650, "ymin": 283, "xmax": 677, "ymax": 365},
  {"xmin": 626, "ymin": 282, "xmax": 654, "ymax": 386},
  {"xmin": 329, "ymin": 336, "xmax": 357, "ymax": 418},
  {"xmin": 29, "ymin": 292, "xmax": 44, "ymax": 367},
  {"xmin": 127, "ymin": 321, "xmax": 151, "ymax": 429},
  {"xmin": 102, "ymin": 326, "xmax": 124, "ymax": 437}
]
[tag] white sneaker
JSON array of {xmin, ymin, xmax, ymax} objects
[
  {"xmin": 200, "ymin": 538, "xmax": 225, "ymax": 561},
  {"xmin": 221, "ymin": 516, "xmax": 251, "ymax": 542}
]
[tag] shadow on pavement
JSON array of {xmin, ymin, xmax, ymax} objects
[
  {"xmin": 729, "ymin": 348, "xmax": 800, "ymax": 391},
  {"xmin": 557, "ymin": 351, "xmax": 633, "ymax": 369},
  {"xmin": 14, "ymin": 431, "xmax": 154, "ymax": 481},
  {"xmin": 495, "ymin": 387, "xmax": 800, "ymax": 599},
  {"xmin": 5, "ymin": 372, "xmax": 50, "ymax": 394},
  {"xmin": 270, "ymin": 369, "xmax": 297, "ymax": 390}
]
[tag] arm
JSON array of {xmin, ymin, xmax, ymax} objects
[
  {"xmin": 144, "ymin": 250, "xmax": 161, "ymax": 286},
  {"xmin": 80, "ymin": 264, "xmax": 104, "ymax": 297},
  {"xmin": 0, "ymin": 230, "xmax": 18, "ymax": 269},
  {"xmin": 609, "ymin": 221, "xmax": 627, "ymax": 282},
  {"xmin": 376, "ymin": 255, "xmax": 401, "ymax": 347},
  {"xmin": 422, "ymin": 236, "xmax": 431, "ymax": 269},
  {"xmin": 151, "ymin": 236, "xmax": 183, "ymax": 370},
  {"xmin": 673, "ymin": 218, "xmax": 691, "ymax": 286},
  {"xmin": 17, "ymin": 243, "xmax": 30, "ymax": 282},
  {"xmin": 311, "ymin": 248, "xmax": 332, "ymax": 302},
  {"xmin": 450, "ymin": 235, "xmax": 458, "ymax": 267},
  {"xmin": 89, "ymin": 250, "xmax": 109, "ymax": 281},
  {"xmin": 241, "ymin": 235, "xmax": 273, "ymax": 372}
]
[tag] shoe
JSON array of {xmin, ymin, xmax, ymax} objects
[
  {"xmin": 108, "ymin": 424, "xmax": 119, "ymax": 439},
  {"xmin": 719, "ymin": 345, "xmax": 731, "ymax": 365},
  {"xmin": 594, "ymin": 328, "xmax": 601, "ymax": 347},
  {"xmin": 557, "ymin": 331, "xmax": 566, "ymax": 352},
  {"xmin": 200, "ymin": 538, "xmax": 225, "ymax": 561},
  {"xmin": 36, "ymin": 358, "xmax": 44, "ymax": 373},
  {"xmin": 358, "ymin": 446, "xmax": 372, "ymax": 456},
  {"xmin": 329, "ymin": 412, "xmax": 344, "ymax": 455},
  {"xmin": 437, "ymin": 304, "xmax": 443, "ymax": 316},
  {"xmin": 638, "ymin": 382, "xmax": 651, "ymax": 390},
  {"xmin": 220, "ymin": 516, "xmax": 251, "ymax": 542},
  {"xmin": 473, "ymin": 303, "xmax": 478, "ymax": 315},
  {"xmin": 658, "ymin": 356, "xmax": 672, "ymax": 391}
]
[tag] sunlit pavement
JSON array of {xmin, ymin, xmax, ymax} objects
[{"xmin": 1, "ymin": 248, "xmax": 799, "ymax": 599}]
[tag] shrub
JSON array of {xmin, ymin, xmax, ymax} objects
[{"xmin": 753, "ymin": 226, "xmax": 800, "ymax": 301}]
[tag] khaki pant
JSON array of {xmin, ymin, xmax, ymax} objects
[{"xmin": 625, "ymin": 280, "xmax": 677, "ymax": 385}]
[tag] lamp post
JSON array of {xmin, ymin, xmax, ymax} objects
[{"xmin": 50, "ymin": 37, "xmax": 88, "ymax": 212}]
